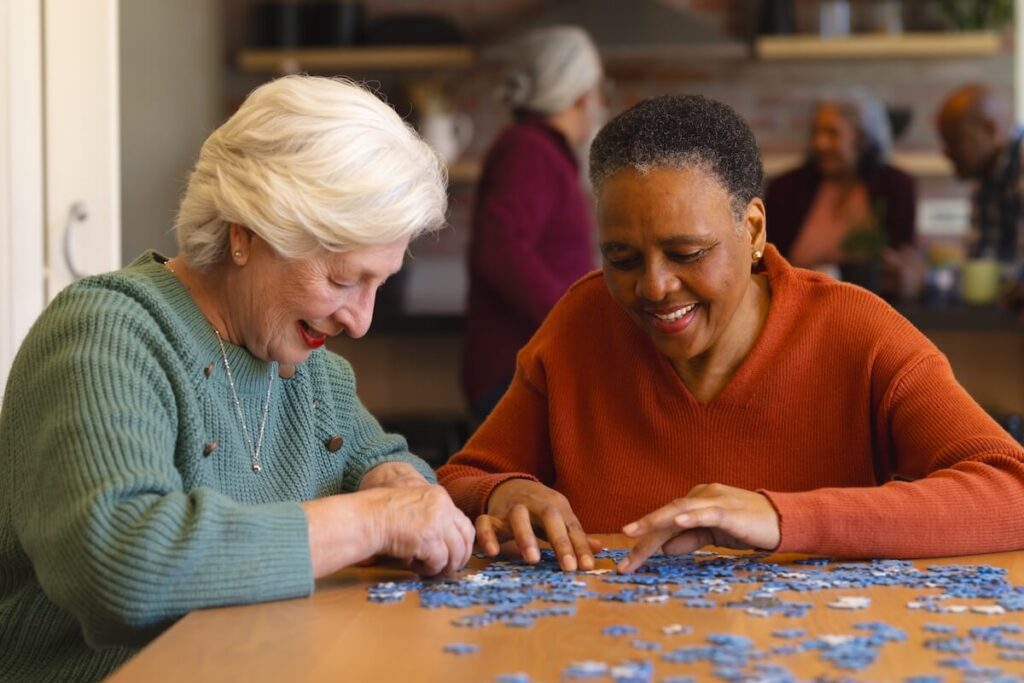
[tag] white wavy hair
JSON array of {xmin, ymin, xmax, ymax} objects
[{"xmin": 175, "ymin": 75, "xmax": 448, "ymax": 269}]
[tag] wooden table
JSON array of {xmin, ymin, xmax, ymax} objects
[{"xmin": 106, "ymin": 537, "xmax": 1024, "ymax": 682}]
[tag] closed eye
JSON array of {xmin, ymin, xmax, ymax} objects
[
  {"xmin": 669, "ymin": 249, "xmax": 709, "ymax": 264},
  {"xmin": 605, "ymin": 254, "xmax": 641, "ymax": 270}
]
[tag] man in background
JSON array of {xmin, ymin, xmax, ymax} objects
[{"xmin": 937, "ymin": 84, "xmax": 1024, "ymax": 311}]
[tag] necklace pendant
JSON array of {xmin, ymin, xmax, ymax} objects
[{"xmin": 213, "ymin": 328, "xmax": 274, "ymax": 477}]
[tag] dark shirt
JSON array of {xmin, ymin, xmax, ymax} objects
[
  {"xmin": 971, "ymin": 129, "xmax": 1024, "ymax": 264},
  {"xmin": 764, "ymin": 162, "xmax": 917, "ymax": 259},
  {"xmin": 462, "ymin": 118, "xmax": 594, "ymax": 406}
]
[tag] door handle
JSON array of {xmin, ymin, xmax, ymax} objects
[{"xmin": 63, "ymin": 201, "xmax": 90, "ymax": 280}]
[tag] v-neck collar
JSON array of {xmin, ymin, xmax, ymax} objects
[{"xmin": 646, "ymin": 245, "xmax": 800, "ymax": 409}]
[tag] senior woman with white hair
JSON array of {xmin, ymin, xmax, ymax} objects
[
  {"xmin": 765, "ymin": 91, "xmax": 917, "ymax": 290},
  {"xmin": 0, "ymin": 75, "xmax": 474, "ymax": 681},
  {"xmin": 462, "ymin": 25, "xmax": 607, "ymax": 419}
]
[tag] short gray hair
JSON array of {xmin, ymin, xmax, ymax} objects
[
  {"xmin": 498, "ymin": 25, "xmax": 602, "ymax": 115},
  {"xmin": 175, "ymin": 75, "xmax": 447, "ymax": 270},
  {"xmin": 815, "ymin": 90, "xmax": 893, "ymax": 171},
  {"xmin": 590, "ymin": 94, "xmax": 763, "ymax": 225}
]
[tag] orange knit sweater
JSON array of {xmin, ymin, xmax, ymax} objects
[{"xmin": 438, "ymin": 246, "xmax": 1024, "ymax": 558}]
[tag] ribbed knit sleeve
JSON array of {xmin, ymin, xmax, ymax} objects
[
  {"xmin": 437, "ymin": 363, "xmax": 547, "ymax": 518},
  {"xmin": 764, "ymin": 350, "xmax": 1024, "ymax": 558},
  {"xmin": 332, "ymin": 355, "xmax": 436, "ymax": 491},
  {"xmin": 5, "ymin": 286, "xmax": 314, "ymax": 651}
]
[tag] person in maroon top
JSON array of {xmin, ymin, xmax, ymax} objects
[{"xmin": 462, "ymin": 25, "xmax": 607, "ymax": 419}]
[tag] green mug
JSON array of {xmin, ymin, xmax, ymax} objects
[{"xmin": 961, "ymin": 258, "xmax": 1001, "ymax": 306}]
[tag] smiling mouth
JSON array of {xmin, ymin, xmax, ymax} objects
[
  {"xmin": 647, "ymin": 303, "xmax": 698, "ymax": 322},
  {"xmin": 298, "ymin": 320, "xmax": 328, "ymax": 348}
]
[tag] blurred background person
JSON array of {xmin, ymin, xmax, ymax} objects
[
  {"xmin": 938, "ymin": 83, "xmax": 1024, "ymax": 311},
  {"xmin": 462, "ymin": 25, "xmax": 606, "ymax": 421},
  {"xmin": 765, "ymin": 92, "xmax": 918, "ymax": 297}
]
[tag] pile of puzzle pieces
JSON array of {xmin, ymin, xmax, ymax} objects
[{"xmin": 367, "ymin": 549, "xmax": 1024, "ymax": 682}]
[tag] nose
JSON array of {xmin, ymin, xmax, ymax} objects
[
  {"xmin": 635, "ymin": 260, "xmax": 680, "ymax": 303},
  {"xmin": 334, "ymin": 285, "xmax": 377, "ymax": 339},
  {"xmin": 811, "ymin": 130, "xmax": 832, "ymax": 154}
]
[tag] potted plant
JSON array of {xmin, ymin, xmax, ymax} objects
[
  {"xmin": 937, "ymin": 0, "xmax": 1012, "ymax": 30},
  {"xmin": 840, "ymin": 210, "xmax": 889, "ymax": 294}
]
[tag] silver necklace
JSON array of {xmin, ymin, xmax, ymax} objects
[
  {"xmin": 214, "ymin": 329, "xmax": 274, "ymax": 473},
  {"xmin": 164, "ymin": 257, "xmax": 274, "ymax": 473}
]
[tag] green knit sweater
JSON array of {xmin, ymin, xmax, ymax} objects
[{"xmin": 0, "ymin": 252, "xmax": 435, "ymax": 682}]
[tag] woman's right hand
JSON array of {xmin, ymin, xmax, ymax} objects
[
  {"xmin": 477, "ymin": 479, "xmax": 600, "ymax": 571},
  {"xmin": 303, "ymin": 484, "xmax": 474, "ymax": 579}
]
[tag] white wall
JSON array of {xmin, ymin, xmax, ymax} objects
[{"xmin": 119, "ymin": 0, "xmax": 223, "ymax": 263}]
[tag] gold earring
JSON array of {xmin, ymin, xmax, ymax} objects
[{"xmin": 752, "ymin": 250, "xmax": 763, "ymax": 261}]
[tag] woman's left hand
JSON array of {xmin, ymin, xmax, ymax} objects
[
  {"xmin": 617, "ymin": 483, "xmax": 780, "ymax": 574},
  {"xmin": 356, "ymin": 463, "xmax": 432, "ymax": 566},
  {"xmin": 360, "ymin": 461, "xmax": 429, "ymax": 490}
]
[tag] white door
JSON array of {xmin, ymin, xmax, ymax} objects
[
  {"xmin": 0, "ymin": 0, "xmax": 119, "ymax": 393},
  {"xmin": 44, "ymin": 0, "xmax": 120, "ymax": 297},
  {"xmin": 0, "ymin": 0, "xmax": 44, "ymax": 397}
]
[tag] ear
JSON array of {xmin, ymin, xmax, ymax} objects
[
  {"xmin": 977, "ymin": 116, "xmax": 1000, "ymax": 142},
  {"xmin": 227, "ymin": 223, "xmax": 254, "ymax": 265},
  {"xmin": 572, "ymin": 88, "xmax": 592, "ymax": 112},
  {"xmin": 744, "ymin": 197, "xmax": 767, "ymax": 254}
]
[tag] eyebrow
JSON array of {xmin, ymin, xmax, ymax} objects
[{"xmin": 600, "ymin": 235, "xmax": 714, "ymax": 252}]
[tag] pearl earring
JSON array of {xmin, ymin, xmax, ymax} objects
[{"xmin": 233, "ymin": 250, "xmax": 243, "ymax": 258}]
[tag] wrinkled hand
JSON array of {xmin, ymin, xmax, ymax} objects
[
  {"xmin": 371, "ymin": 485, "xmax": 475, "ymax": 578},
  {"xmin": 354, "ymin": 463, "xmax": 434, "ymax": 566},
  {"xmin": 360, "ymin": 461, "xmax": 429, "ymax": 490},
  {"xmin": 618, "ymin": 483, "xmax": 780, "ymax": 574},
  {"xmin": 478, "ymin": 479, "xmax": 601, "ymax": 571}
]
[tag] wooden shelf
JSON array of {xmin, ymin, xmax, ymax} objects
[
  {"xmin": 756, "ymin": 31, "xmax": 1001, "ymax": 60},
  {"xmin": 764, "ymin": 151, "xmax": 952, "ymax": 178},
  {"xmin": 238, "ymin": 46, "xmax": 476, "ymax": 73}
]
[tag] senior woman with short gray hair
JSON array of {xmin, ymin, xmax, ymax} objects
[
  {"xmin": 440, "ymin": 94, "xmax": 1024, "ymax": 574},
  {"xmin": 0, "ymin": 75, "xmax": 473, "ymax": 681}
]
